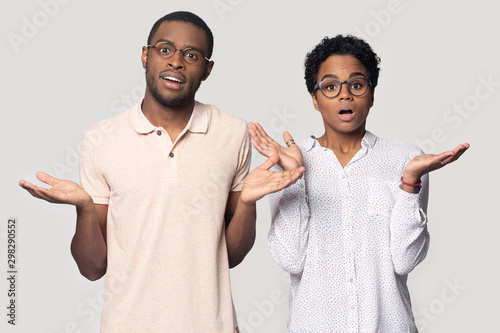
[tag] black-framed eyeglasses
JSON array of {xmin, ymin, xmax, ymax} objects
[
  {"xmin": 146, "ymin": 41, "xmax": 210, "ymax": 64},
  {"xmin": 314, "ymin": 77, "xmax": 372, "ymax": 98}
]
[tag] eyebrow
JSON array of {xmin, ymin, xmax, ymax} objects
[{"xmin": 320, "ymin": 72, "xmax": 367, "ymax": 81}]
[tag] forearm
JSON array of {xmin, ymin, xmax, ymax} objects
[
  {"xmin": 70, "ymin": 202, "xmax": 107, "ymax": 280},
  {"xmin": 401, "ymin": 169, "xmax": 423, "ymax": 194},
  {"xmin": 268, "ymin": 179, "xmax": 310, "ymax": 274},
  {"xmin": 225, "ymin": 199, "xmax": 256, "ymax": 268},
  {"xmin": 391, "ymin": 174, "xmax": 430, "ymax": 275}
]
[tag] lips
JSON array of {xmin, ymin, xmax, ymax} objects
[
  {"xmin": 339, "ymin": 109, "xmax": 353, "ymax": 115},
  {"xmin": 338, "ymin": 107, "xmax": 355, "ymax": 121},
  {"xmin": 160, "ymin": 71, "xmax": 186, "ymax": 90}
]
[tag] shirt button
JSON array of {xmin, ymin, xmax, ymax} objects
[
  {"xmin": 157, "ymin": 130, "xmax": 162, "ymax": 136},
  {"xmin": 349, "ymin": 278, "xmax": 354, "ymax": 283},
  {"xmin": 169, "ymin": 152, "xmax": 174, "ymax": 158}
]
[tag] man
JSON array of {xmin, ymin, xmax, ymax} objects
[{"xmin": 19, "ymin": 11, "xmax": 304, "ymax": 332}]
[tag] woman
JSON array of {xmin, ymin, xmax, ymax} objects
[{"xmin": 249, "ymin": 35, "xmax": 469, "ymax": 332}]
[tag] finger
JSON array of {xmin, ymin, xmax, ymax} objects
[
  {"xmin": 288, "ymin": 166, "xmax": 306, "ymax": 182},
  {"xmin": 36, "ymin": 171, "xmax": 60, "ymax": 187},
  {"xmin": 248, "ymin": 123, "xmax": 261, "ymax": 141},
  {"xmin": 443, "ymin": 144, "xmax": 470, "ymax": 165},
  {"xmin": 21, "ymin": 185, "xmax": 45, "ymax": 200},
  {"xmin": 32, "ymin": 189, "xmax": 57, "ymax": 203},
  {"xmin": 453, "ymin": 144, "xmax": 469, "ymax": 160},
  {"xmin": 443, "ymin": 143, "xmax": 469, "ymax": 160},
  {"xmin": 33, "ymin": 187, "xmax": 66, "ymax": 204},
  {"xmin": 249, "ymin": 125, "xmax": 270, "ymax": 148},
  {"xmin": 250, "ymin": 139, "xmax": 270, "ymax": 156},
  {"xmin": 253, "ymin": 123, "xmax": 274, "ymax": 145},
  {"xmin": 283, "ymin": 131, "xmax": 293, "ymax": 142},
  {"xmin": 282, "ymin": 131, "xmax": 297, "ymax": 147},
  {"xmin": 18, "ymin": 179, "xmax": 32, "ymax": 189},
  {"xmin": 19, "ymin": 180, "xmax": 44, "ymax": 193},
  {"xmin": 433, "ymin": 151, "xmax": 455, "ymax": 166},
  {"xmin": 258, "ymin": 154, "xmax": 280, "ymax": 170},
  {"xmin": 19, "ymin": 178, "xmax": 62, "ymax": 203},
  {"xmin": 270, "ymin": 166, "xmax": 306, "ymax": 191}
]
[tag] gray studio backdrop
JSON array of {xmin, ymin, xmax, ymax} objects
[{"xmin": 2, "ymin": 0, "xmax": 498, "ymax": 332}]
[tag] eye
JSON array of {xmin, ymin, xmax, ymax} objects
[
  {"xmin": 351, "ymin": 83, "xmax": 362, "ymax": 90},
  {"xmin": 349, "ymin": 79, "xmax": 366, "ymax": 90},
  {"xmin": 183, "ymin": 49, "xmax": 202, "ymax": 63},
  {"xmin": 155, "ymin": 43, "xmax": 173, "ymax": 56},
  {"xmin": 350, "ymin": 79, "xmax": 366, "ymax": 90},
  {"xmin": 322, "ymin": 80, "xmax": 339, "ymax": 91},
  {"xmin": 158, "ymin": 47, "xmax": 170, "ymax": 54}
]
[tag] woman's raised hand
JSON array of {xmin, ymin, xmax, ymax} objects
[{"xmin": 248, "ymin": 122, "xmax": 304, "ymax": 172}]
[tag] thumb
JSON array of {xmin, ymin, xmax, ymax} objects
[
  {"xmin": 36, "ymin": 171, "xmax": 60, "ymax": 186},
  {"xmin": 282, "ymin": 131, "xmax": 294, "ymax": 144},
  {"xmin": 259, "ymin": 154, "xmax": 280, "ymax": 170}
]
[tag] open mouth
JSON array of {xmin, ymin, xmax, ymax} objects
[
  {"xmin": 162, "ymin": 76, "xmax": 185, "ymax": 84},
  {"xmin": 339, "ymin": 109, "xmax": 353, "ymax": 115}
]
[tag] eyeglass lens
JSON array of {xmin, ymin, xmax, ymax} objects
[
  {"xmin": 320, "ymin": 78, "xmax": 369, "ymax": 98},
  {"xmin": 153, "ymin": 42, "xmax": 204, "ymax": 63}
]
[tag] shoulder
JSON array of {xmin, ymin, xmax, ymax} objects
[
  {"xmin": 198, "ymin": 102, "xmax": 248, "ymax": 135},
  {"xmin": 297, "ymin": 136, "xmax": 316, "ymax": 151},
  {"xmin": 83, "ymin": 109, "xmax": 130, "ymax": 137},
  {"xmin": 202, "ymin": 102, "xmax": 246, "ymax": 125},
  {"xmin": 81, "ymin": 108, "xmax": 133, "ymax": 154}
]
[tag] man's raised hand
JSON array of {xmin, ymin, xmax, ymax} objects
[
  {"xmin": 19, "ymin": 172, "xmax": 92, "ymax": 208},
  {"xmin": 240, "ymin": 154, "xmax": 305, "ymax": 204}
]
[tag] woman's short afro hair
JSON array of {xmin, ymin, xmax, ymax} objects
[{"xmin": 304, "ymin": 35, "xmax": 380, "ymax": 94}]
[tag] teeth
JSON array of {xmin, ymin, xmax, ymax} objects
[{"xmin": 163, "ymin": 76, "xmax": 183, "ymax": 83}]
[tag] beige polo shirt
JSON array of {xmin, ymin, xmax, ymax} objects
[{"xmin": 79, "ymin": 101, "xmax": 251, "ymax": 332}]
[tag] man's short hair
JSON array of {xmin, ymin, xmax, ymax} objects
[
  {"xmin": 304, "ymin": 35, "xmax": 381, "ymax": 94},
  {"xmin": 147, "ymin": 11, "xmax": 214, "ymax": 59}
]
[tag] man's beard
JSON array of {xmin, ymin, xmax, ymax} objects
[{"xmin": 145, "ymin": 63, "xmax": 200, "ymax": 108}]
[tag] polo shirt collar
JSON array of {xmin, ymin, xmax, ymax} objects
[
  {"xmin": 187, "ymin": 101, "xmax": 208, "ymax": 134},
  {"xmin": 129, "ymin": 101, "xmax": 208, "ymax": 134}
]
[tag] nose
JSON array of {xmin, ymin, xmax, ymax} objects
[
  {"xmin": 167, "ymin": 49, "xmax": 185, "ymax": 69},
  {"xmin": 338, "ymin": 81, "xmax": 353, "ymax": 100}
]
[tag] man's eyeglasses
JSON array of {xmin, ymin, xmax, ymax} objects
[
  {"xmin": 146, "ymin": 42, "xmax": 210, "ymax": 64},
  {"xmin": 314, "ymin": 77, "xmax": 372, "ymax": 98}
]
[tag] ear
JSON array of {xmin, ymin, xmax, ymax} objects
[
  {"xmin": 311, "ymin": 92, "xmax": 320, "ymax": 111},
  {"xmin": 141, "ymin": 46, "xmax": 148, "ymax": 69},
  {"xmin": 201, "ymin": 60, "xmax": 214, "ymax": 81}
]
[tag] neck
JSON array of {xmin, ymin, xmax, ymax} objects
[
  {"xmin": 319, "ymin": 127, "xmax": 366, "ymax": 153},
  {"xmin": 141, "ymin": 92, "xmax": 194, "ymax": 142}
]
